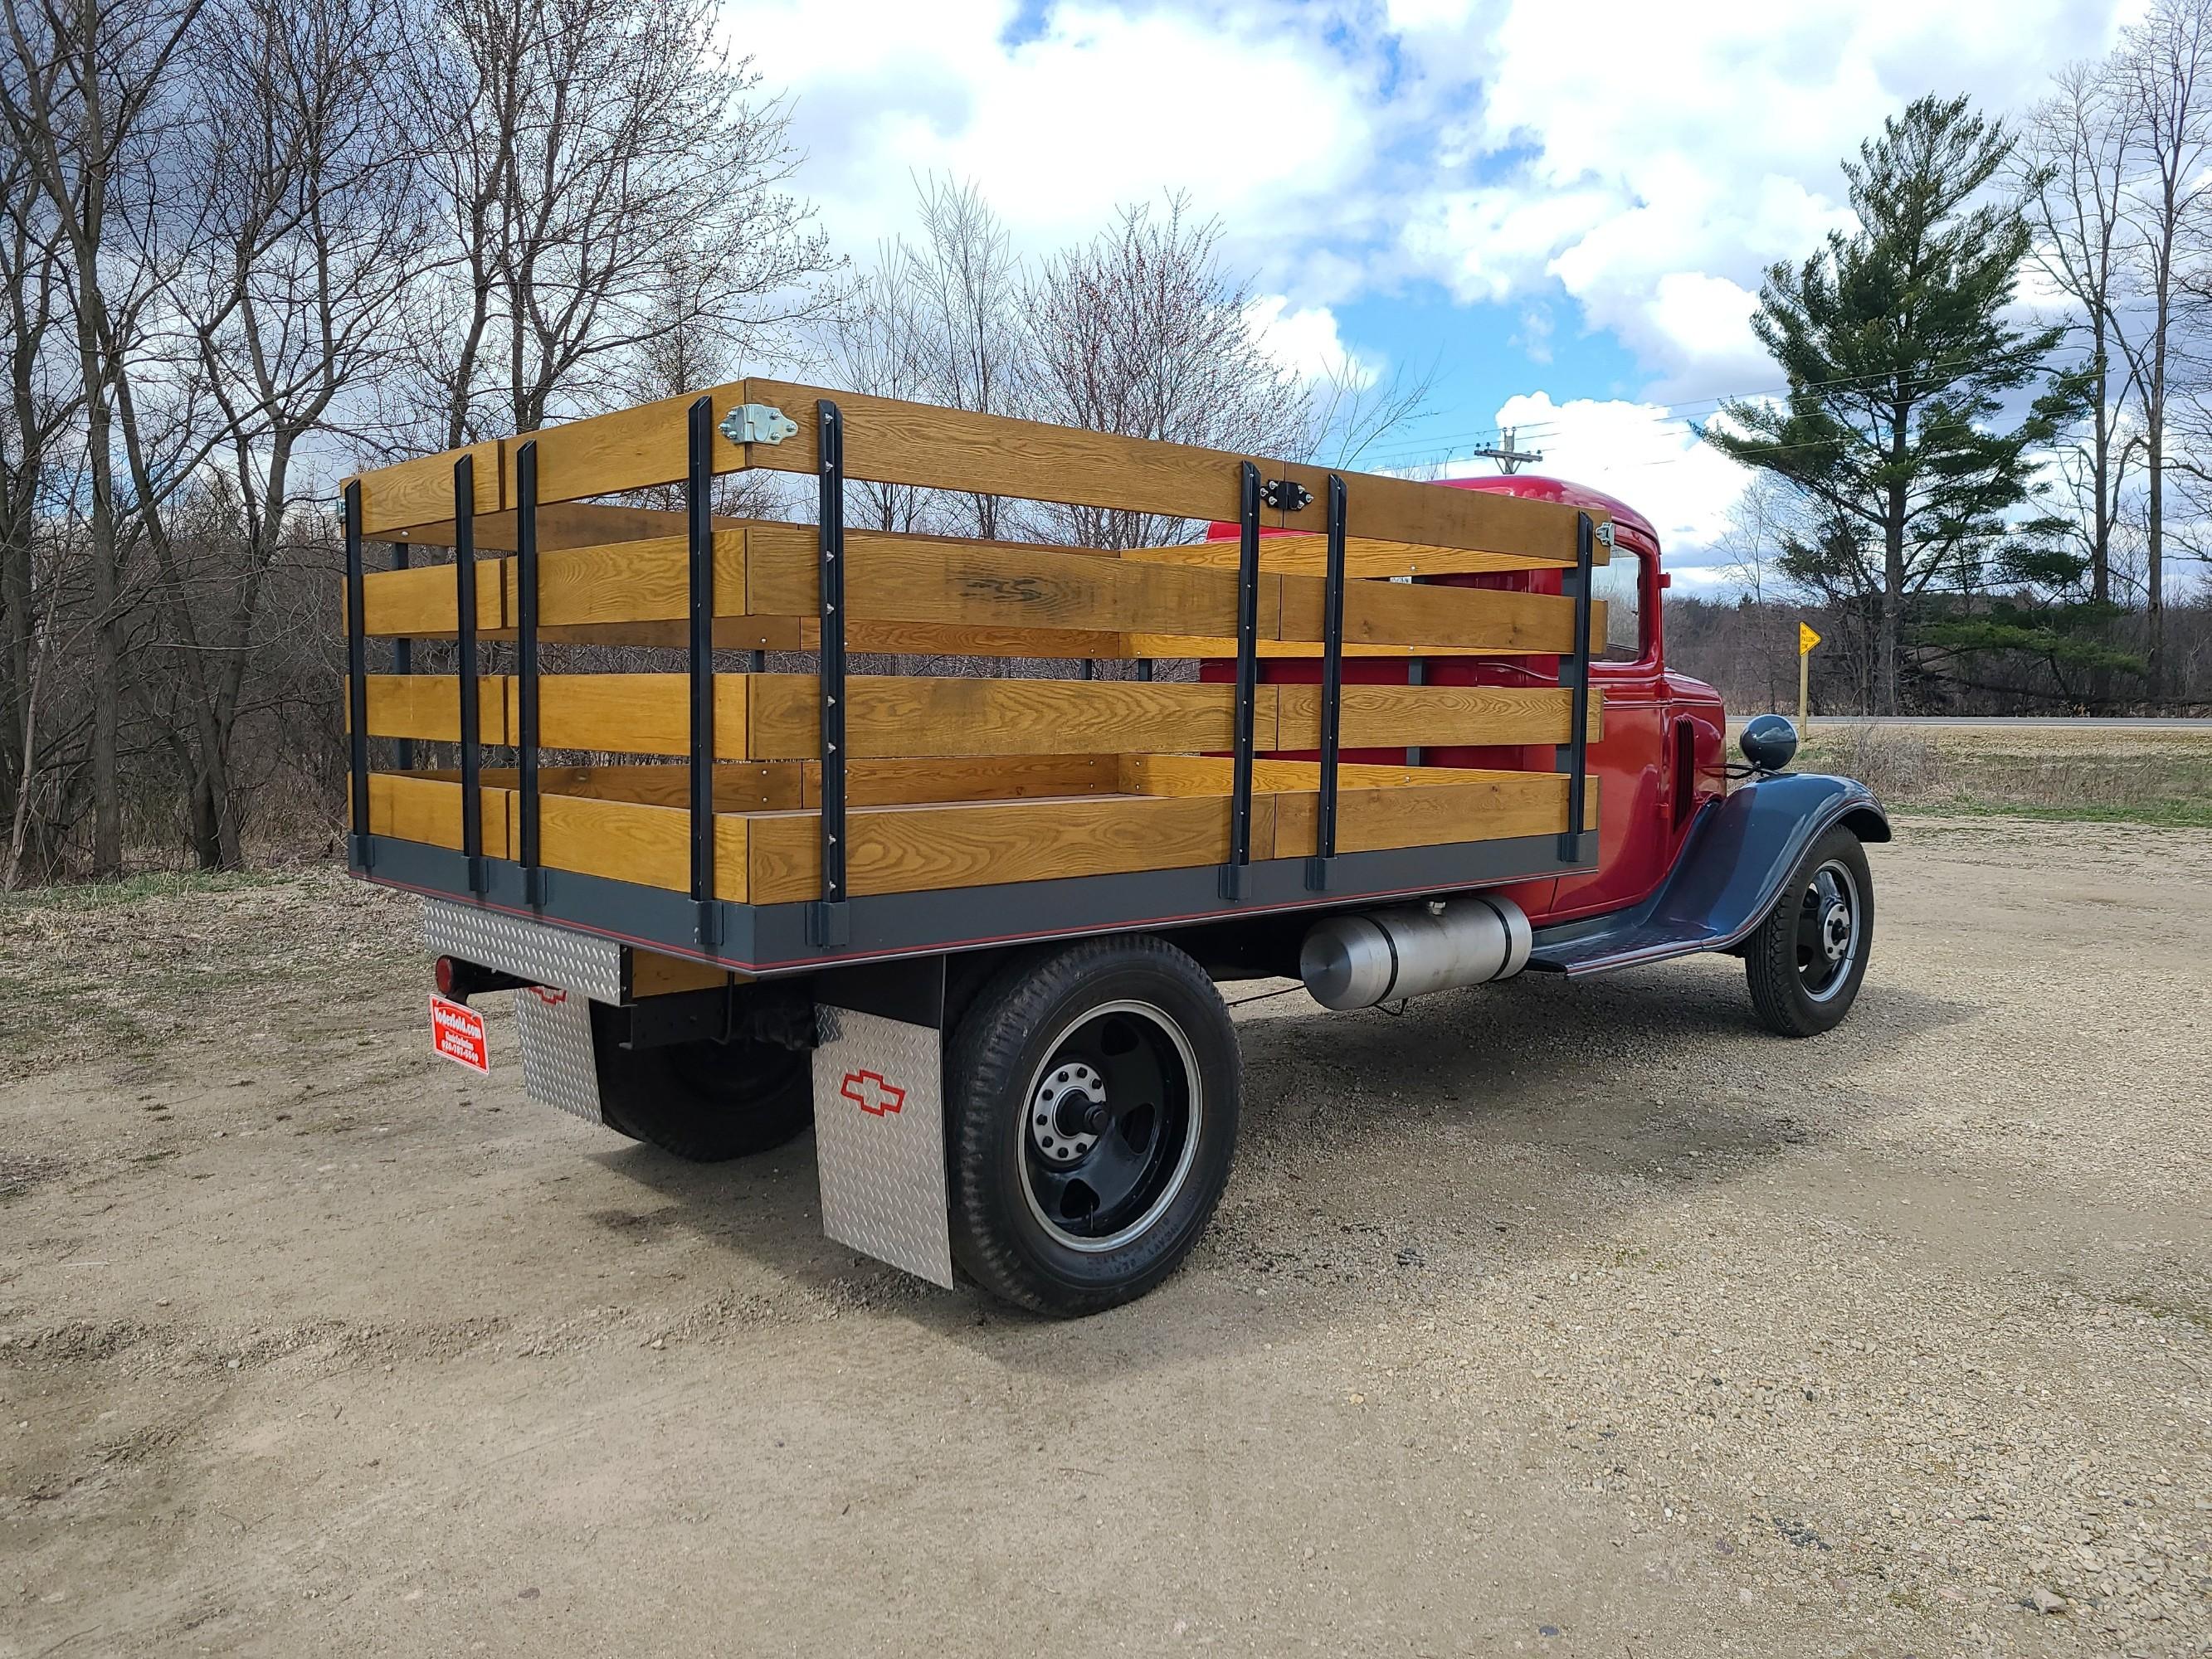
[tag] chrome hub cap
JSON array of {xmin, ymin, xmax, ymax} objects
[
  {"xmin": 1795, "ymin": 859, "xmax": 1863, "ymax": 1002},
  {"xmin": 1030, "ymin": 1060, "xmax": 1106, "ymax": 1165}
]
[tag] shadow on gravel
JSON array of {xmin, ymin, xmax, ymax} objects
[{"xmin": 575, "ymin": 956, "xmax": 1982, "ymax": 1367}]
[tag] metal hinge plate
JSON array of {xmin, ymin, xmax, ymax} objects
[
  {"xmin": 1259, "ymin": 478, "xmax": 1313, "ymax": 513},
  {"xmin": 719, "ymin": 403, "xmax": 798, "ymax": 446},
  {"xmin": 1595, "ymin": 520, "xmax": 1616, "ymax": 550}
]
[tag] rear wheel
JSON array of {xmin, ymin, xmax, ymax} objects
[
  {"xmin": 1744, "ymin": 825, "xmax": 1873, "ymax": 1037},
  {"xmin": 947, "ymin": 936, "xmax": 1240, "ymax": 1317},
  {"xmin": 590, "ymin": 1005, "xmax": 813, "ymax": 1161}
]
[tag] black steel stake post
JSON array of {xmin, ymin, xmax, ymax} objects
[
  {"xmin": 453, "ymin": 454, "xmax": 485, "ymax": 893},
  {"xmin": 685, "ymin": 397, "xmax": 720, "ymax": 949},
  {"xmin": 812, "ymin": 399, "xmax": 850, "ymax": 948},
  {"xmin": 1306, "ymin": 472, "xmax": 1348, "ymax": 891},
  {"xmin": 1222, "ymin": 461, "xmax": 1263, "ymax": 900},
  {"xmin": 343, "ymin": 481, "xmax": 371, "ymax": 870},
  {"xmin": 515, "ymin": 441, "xmax": 543, "ymax": 907},
  {"xmin": 389, "ymin": 542, "xmax": 414, "ymax": 772},
  {"xmin": 1557, "ymin": 511, "xmax": 1597, "ymax": 863}
]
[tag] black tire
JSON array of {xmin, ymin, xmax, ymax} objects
[
  {"xmin": 590, "ymin": 1004, "xmax": 813, "ymax": 1162},
  {"xmin": 1744, "ymin": 825, "xmax": 1874, "ymax": 1037},
  {"xmin": 947, "ymin": 935, "xmax": 1240, "ymax": 1317}
]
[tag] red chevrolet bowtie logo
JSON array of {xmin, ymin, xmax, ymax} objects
[{"xmin": 840, "ymin": 1070, "xmax": 905, "ymax": 1117}]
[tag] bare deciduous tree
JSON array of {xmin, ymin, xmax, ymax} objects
[
  {"xmin": 1023, "ymin": 193, "xmax": 1308, "ymax": 551},
  {"xmin": 405, "ymin": 0, "xmax": 833, "ymax": 449},
  {"xmin": 2112, "ymin": 0, "xmax": 2212, "ymax": 686},
  {"xmin": 0, "ymin": 0, "xmax": 203, "ymax": 872}
]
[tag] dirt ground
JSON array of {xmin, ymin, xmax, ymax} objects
[{"xmin": 2, "ymin": 819, "xmax": 2209, "ymax": 1658}]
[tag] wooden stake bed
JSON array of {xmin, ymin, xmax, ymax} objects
[{"xmin": 340, "ymin": 381, "xmax": 1605, "ymax": 974}]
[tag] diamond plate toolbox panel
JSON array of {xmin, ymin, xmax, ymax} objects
[
  {"xmin": 421, "ymin": 899, "xmax": 625, "ymax": 1004},
  {"xmin": 514, "ymin": 985, "xmax": 604, "ymax": 1124},
  {"xmin": 811, "ymin": 1006, "xmax": 953, "ymax": 1289}
]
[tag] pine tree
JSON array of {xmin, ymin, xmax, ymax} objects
[{"xmin": 1708, "ymin": 95, "xmax": 2090, "ymax": 713}]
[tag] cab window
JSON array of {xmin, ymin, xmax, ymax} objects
[{"xmin": 1591, "ymin": 547, "xmax": 1646, "ymax": 662}]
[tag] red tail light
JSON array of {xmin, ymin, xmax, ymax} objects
[{"xmin": 434, "ymin": 956, "xmax": 458, "ymax": 996}]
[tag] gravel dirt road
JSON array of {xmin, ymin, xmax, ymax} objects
[{"xmin": 2, "ymin": 817, "xmax": 2208, "ymax": 1657}]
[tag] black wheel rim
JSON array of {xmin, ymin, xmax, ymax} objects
[
  {"xmin": 1020, "ymin": 1000, "xmax": 1201, "ymax": 1253},
  {"xmin": 1795, "ymin": 858, "xmax": 1861, "ymax": 1003}
]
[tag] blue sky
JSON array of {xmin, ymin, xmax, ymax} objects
[{"xmin": 732, "ymin": 0, "xmax": 2136, "ymax": 578}]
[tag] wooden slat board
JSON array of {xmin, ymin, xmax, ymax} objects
[
  {"xmin": 354, "ymin": 441, "xmax": 504, "ymax": 542},
  {"xmin": 431, "ymin": 756, "xmax": 1123, "ymax": 810},
  {"xmin": 1120, "ymin": 532, "xmax": 1606, "ymax": 576},
  {"xmin": 1277, "ymin": 683, "xmax": 1601, "ymax": 747},
  {"xmin": 365, "ymin": 772, "xmax": 514, "ymax": 854},
  {"xmin": 359, "ymin": 674, "xmax": 1594, "ymax": 757},
  {"xmin": 361, "ymin": 675, "xmax": 511, "ymax": 744},
  {"xmin": 357, "ymin": 523, "xmax": 1605, "ymax": 654},
  {"xmin": 349, "ymin": 377, "xmax": 1610, "ymax": 563},
  {"xmin": 359, "ymin": 758, "xmax": 1592, "ymax": 906}
]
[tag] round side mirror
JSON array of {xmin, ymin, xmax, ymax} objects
[{"xmin": 1739, "ymin": 713, "xmax": 1800, "ymax": 773}]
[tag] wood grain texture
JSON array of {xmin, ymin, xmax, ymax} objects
[
  {"xmin": 421, "ymin": 763, "xmax": 798, "ymax": 812},
  {"xmin": 359, "ymin": 558, "xmax": 507, "ymax": 635},
  {"xmin": 361, "ymin": 675, "xmax": 511, "ymax": 743},
  {"xmin": 1274, "ymin": 684, "xmax": 1603, "ymax": 748},
  {"xmin": 347, "ymin": 377, "xmax": 1606, "ymax": 557},
  {"xmin": 527, "ymin": 674, "xmax": 748, "ymax": 758},
  {"xmin": 1273, "ymin": 773, "xmax": 1594, "ymax": 857},
  {"xmin": 745, "ymin": 521, "xmax": 1258, "ymax": 636},
  {"xmin": 738, "ymin": 380, "xmax": 1601, "ymax": 560},
  {"xmin": 435, "ymin": 756, "xmax": 1119, "ymax": 809},
  {"xmin": 801, "ymin": 754, "xmax": 1122, "ymax": 805},
  {"xmin": 1121, "ymin": 634, "xmax": 1423, "ymax": 659},
  {"xmin": 359, "ymin": 515, "xmax": 1596, "ymax": 653},
  {"xmin": 499, "ymin": 381, "xmax": 750, "ymax": 509},
  {"xmin": 742, "ymin": 792, "xmax": 1274, "ymax": 903},
  {"xmin": 366, "ymin": 772, "xmax": 514, "ymax": 854},
  {"xmin": 1118, "ymin": 755, "xmax": 1521, "ymax": 795},
  {"xmin": 355, "ymin": 440, "xmax": 504, "ymax": 537},
  {"xmin": 384, "ymin": 500, "xmax": 699, "ymax": 552},
  {"xmin": 746, "ymin": 674, "xmax": 1278, "ymax": 760},
  {"xmin": 1119, "ymin": 532, "xmax": 1606, "ymax": 576},
  {"xmin": 1279, "ymin": 576, "xmax": 1604, "ymax": 654},
  {"xmin": 509, "ymin": 531, "xmax": 745, "ymax": 628},
  {"xmin": 535, "ymin": 791, "xmax": 750, "ymax": 902}
]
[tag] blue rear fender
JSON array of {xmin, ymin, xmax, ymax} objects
[{"xmin": 1527, "ymin": 773, "xmax": 1889, "ymax": 977}]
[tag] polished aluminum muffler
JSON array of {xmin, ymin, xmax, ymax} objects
[{"xmin": 1299, "ymin": 895, "xmax": 1532, "ymax": 1011}]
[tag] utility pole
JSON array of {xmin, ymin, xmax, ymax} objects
[{"xmin": 1472, "ymin": 427, "xmax": 1543, "ymax": 475}]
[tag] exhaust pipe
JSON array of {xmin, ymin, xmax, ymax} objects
[{"xmin": 1299, "ymin": 895, "xmax": 1532, "ymax": 1011}]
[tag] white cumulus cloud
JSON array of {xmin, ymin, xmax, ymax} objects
[{"xmin": 1445, "ymin": 393, "xmax": 1750, "ymax": 564}]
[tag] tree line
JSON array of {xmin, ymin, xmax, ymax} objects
[
  {"xmin": 1714, "ymin": 4, "xmax": 2212, "ymax": 715},
  {"xmin": 7, "ymin": 2, "xmax": 2210, "ymax": 885},
  {"xmin": 0, "ymin": 0, "xmax": 1414, "ymax": 883}
]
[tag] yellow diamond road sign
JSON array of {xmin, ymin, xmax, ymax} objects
[{"xmin": 1799, "ymin": 622, "xmax": 1822, "ymax": 656}]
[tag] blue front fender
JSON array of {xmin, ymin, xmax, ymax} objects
[{"xmin": 1526, "ymin": 773, "xmax": 1890, "ymax": 977}]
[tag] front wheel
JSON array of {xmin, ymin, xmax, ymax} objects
[
  {"xmin": 947, "ymin": 936, "xmax": 1240, "ymax": 1317},
  {"xmin": 1743, "ymin": 825, "xmax": 1873, "ymax": 1037}
]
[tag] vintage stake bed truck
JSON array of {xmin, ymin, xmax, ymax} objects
[{"xmin": 342, "ymin": 382, "xmax": 1888, "ymax": 1316}]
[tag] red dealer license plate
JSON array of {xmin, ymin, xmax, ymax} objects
[{"xmin": 430, "ymin": 995, "xmax": 490, "ymax": 1073}]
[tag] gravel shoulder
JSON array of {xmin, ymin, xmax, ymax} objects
[{"xmin": 2, "ymin": 819, "xmax": 2209, "ymax": 1657}]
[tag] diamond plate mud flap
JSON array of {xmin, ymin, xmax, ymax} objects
[
  {"xmin": 811, "ymin": 1007, "xmax": 953, "ymax": 1289},
  {"xmin": 513, "ymin": 985, "xmax": 604, "ymax": 1125}
]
